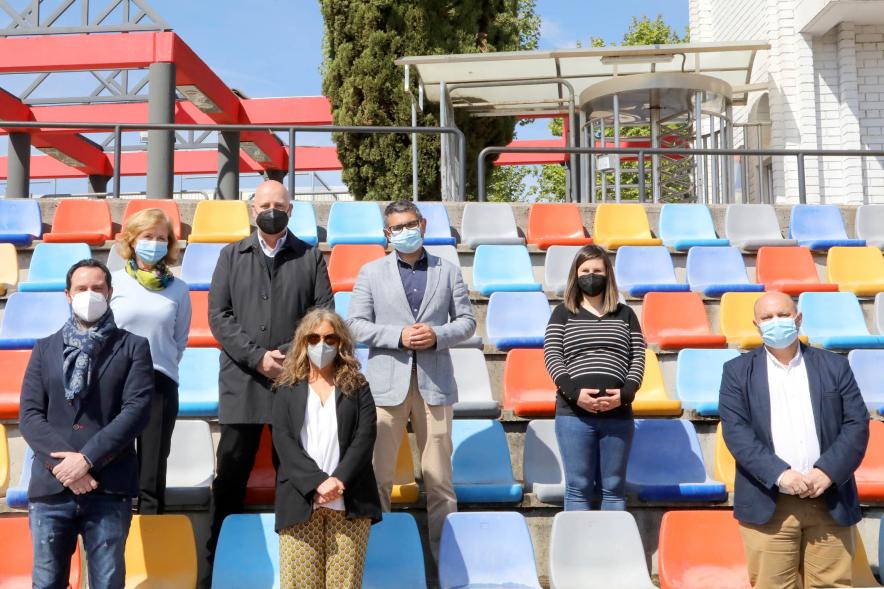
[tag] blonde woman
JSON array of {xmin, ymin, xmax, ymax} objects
[
  {"xmin": 273, "ymin": 308, "xmax": 381, "ymax": 589},
  {"xmin": 110, "ymin": 207, "xmax": 191, "ymax": 514}
]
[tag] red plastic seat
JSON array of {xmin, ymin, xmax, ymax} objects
[
  {"xmin": 187, "ymin": 291, "xmax": 218, "ymax": 348},
  {"xmin": 245, "ymin": 425, "xmax": 276, "ymax": 505},
  {"xmin": 118, "ymin": 200, "xmax": 182, "ymax": 240},
  {"xmin": 755, "ymin": 246, "xmax": 838, "ymax": 295},
  {"xmin": 43, "ymin": 200, "xmax": 112, "ymax": 246},
  {"xmin": 503, "ymin": 348, "xmax": 556, "ymax": 417},
  {"xmin": 0, "ymin": 516, "xmax": 82, "ymax": 589},
  {"xmin": 526, "ymin": 203, "xmax": 592, "ymax": 250},
  {"xmin": 327, "ymin": 244, "xmax": 386, "ymax": 293},
  {"xmin": 642, "ymin": 292, "xmax": 727, "ymax": 350},
  {"xmin": 0, "ymin": 350, "xmax": 31, "ymax": 419},
  {"xmin": 856, "ymin": 420, "xmax": 884, "ymax": 501}
]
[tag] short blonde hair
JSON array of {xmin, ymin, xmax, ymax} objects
[{"xmin": 116, "ymin": 208, "xmax": 179, "ymax": 265}]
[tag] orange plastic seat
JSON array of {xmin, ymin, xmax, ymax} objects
[
  {"xmin": 632, "ymin": 349, "xmax": 682, "ymax": 416},
  {"xmin": 187, "ymin": 291, "xmax": 218, "ymax": 348},
  {"xmin": 755, "ymin": 246, "xmax": 838, "ymax": 295},
  {"xmin": 526, "ymin": 203, "xmax": 592, "ymax": 250},
  {"xmin": 856, "ymin": 420, "xmax": 884, "ymax": 501},
  {"xmin": 503, "ymin": 348, "xmax": 556, "ymax": 417},
  {"xmin": 392, "ymin": 432, "xmax": 419, "ymax": 504},
  {"xmin": 0, "ymin": 350, "xmax": 31, "ymax": 419},
  {"xmin": 327, "ymin": 244, "xmax": 386, "ymax": 293},
  {"xmin": 43, "ymin": 199, "xmax": 112, "ymax": 246},
  {"xmin": 642, "ymin": 292, "xmax": 727, "ymax": 350},
  {"xmin": 119, "ymin": 199, "xmax": 182, "ymax": 240},
  {"xmin": 245, "ymin": 425, "xmax": 276, "ymax": 505},
  {"xmin": 0, "ymin": 516, "xmax": 82, "ymax": 589}
]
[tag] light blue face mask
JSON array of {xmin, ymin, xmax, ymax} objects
[
  {"xmin": 390, "ymin": 227, "xmax": 424, "ymax": 254},
  {"xmin": 759, "ymin": 316, "xmax": 800, "ymax": 349},
  {"xmin": 135, "ymin": 239, "xmax": 168, "ymax": 265}
]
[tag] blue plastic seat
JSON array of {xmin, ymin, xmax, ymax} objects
[
  {"xmin": 686, "ymin": 246, "xmax": 764, "ymax": 298},
  {"xmin": 333, "ymin": 291, "xmax": 352, "ymax": 319},
  {"xmin": 326, "ymin": 202, "xmax": 386, "ymax": 247},
  {"xmin": 614, "ymin": 246, "xmax": 689, "ymax": 298},
  {"xmin": 676, "ymin": 349, "xmax": 741, "ymax": 416},
  {"xmin": 485, "ymin": 291, "xmax": 550, "ymax": 350},
  {"xmin": 451, "ymin": 419, "xmax": 522, "ymax": 503},
  {"xmin": 19, "ymin": 242, "xmax": 91, "ymax": 292},
  {"xmin": 363, "ymin": 512, "xmax": 428, "ymax": 589},
  {"xmin": 178, "ymin": 348, "xmax": 220, "ymax": 417},
  {"xmin": 287, "ymin": 201, "xmax": 318, "ymax": 246},
  {"xmin": 798, "ymin": 292, "xmax": 884, "ymax": 349},
  {"xmin": 626, "ymin": 419, "xmax": 727, "ymax": 502},
  {"xmin": 0, "ymin": 292, "xmax": 70, "ymax": 349},
  {"xmin": 789, "ymin": 205, "xmax": 866, "ymax": 251},
  {"xmin": 180, "ymin": 243, "xmax": 225, "ymax": 291},
  {"xmin": 658, "ymin": 204, "xmax": 729, "ymax": 251},
  {"xmin": 0, "ymin": 199, "xmax": 42, "ymax": 245},
  {"xmin": 848, "ymin": 350, "xmax": 884, "ymax": 414},
  {"xmin": 416, "ymin": 202, "xmax": 456, "ymax": 246},
  {"xmin": 471, "ymin": 245, "xmax": 541, "ymax": 297},
  {"xmin": 212, "ymin": 514, "xmax": 278, "ymax": 589},
  {"xmin": 438, "ymin": 512, "xmax": 541, "ymax": 589},
  {"xmin": 6, "ymin": 446, "xmax": 32, "ymax": 509}
]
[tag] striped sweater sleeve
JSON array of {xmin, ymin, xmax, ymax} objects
[
  {"xmin": 543, "ymin": 304, "xmax": 580, "ymax": 402},
  {"xmin": 620, "ymin": 306, "xmax": 647, "ymax": 404}
]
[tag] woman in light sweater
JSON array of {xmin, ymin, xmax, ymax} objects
[{"xmin": 110, "ymin": 207, "xmax": 191, "ymax": 514}]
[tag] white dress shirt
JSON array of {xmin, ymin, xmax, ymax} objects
[
  {"xmin": 258, "ymin": 232, "xmax": 285, "ymax": 258},
  {"xmin": 300, "ymin": 385, "xmax": 344, "ymax": 511}
]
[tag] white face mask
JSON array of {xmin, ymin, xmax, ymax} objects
[
  {"xmin": 307, "ymin": 342, "xmax": 338, "ymax": 370},
  {"xmin": 71, "ymin": 290, "xmax": 108, "ymax": 324}
]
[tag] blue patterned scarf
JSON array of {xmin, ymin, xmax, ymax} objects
[{"xmin": 61, "ymin": 310, "xmax": 117, "ymax": 402}]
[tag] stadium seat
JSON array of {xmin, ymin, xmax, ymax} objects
[
  {"xmin": 19, "ymin": 242, "xmax": 91, "ymax": 292},
  {"xmin": 460, "ymin": 202, "xmax": 524, "ymax": 248},
  {"xmin": 543, "ymin": 245, "xmax": 581, "ymax": 295},
  {"xmin": 451, "ymin": 348, "xmax": 499, "ymax": 418},
  {"xmin": 633, "ymin": 349, "xmax": 682, "ymax": 416},
  {"xmin": 119, "ymin": 199, "xmax": 182, "ymax": 240},
  {"xmin": 0, "ymin": 349, "xmax": 31, "ymax": 419},
  {"xmin": 527, "ymin": 203, "xmax": 592, "ymax": 249},
  {"xmin": 827, "ymin": 246, "xmax": 884, "ymax": 296},
  {"xmin": 417, "ymin": 202, "xmax": 456, "ymax": 246},
  {"xmin": 392, "ymin": 431, "xmax": 419, "ymax": 504},
  {"xmin": 0, "ymin": 424, "xmax": 7, "ymax": 496},
  {"xmin": 856, "ymin": 204, "xmax": 884, "ymax": 249},
  {"xmin": 326, "ymin": 201, "xmax": 386, "ymax": 247},
  {"xmin": 486, "ymin": 291, "xmax": 550, "ymax": 349},
  {"xmin": 287, "ymin": 201, "xmax": 318, "ymax": 246},
  {"xmin": 124, "ymin": 514, "xmax": 197, "ymax": 589},
  {"xmin": 178, "ymin": 348, "xmax": 219, "ymax": 417},
  {"xmin": 180, "ymin": 243, "xmax": 225, "ymax": 290},
  {"xmin": 333, "ymin": 291, "xmax": 352, "ymax": 319},
  {"xmin": 245, "ymin": 425, "xmax": 275, "ymax": 505},
  {"xmin": 855, "ymin": 420, "xmax": 884, "ymax": 501},
  {"xmin": 327, "ymin": 244, "xmax": 387, "ymax": 293},
  {"xmin": 0, "ymin": 292, "xmax": 69, "ymax": 349},
  {"xmin": 0, "ymin": 242, "xmax": 18, "ymax": 296},
  {"xmin": 592, "ymin": 203, "xmax": 662, "ymax": 250},
  {"xmin": 755, "ymin": 246, "xmax": 838, "ymax": 295},
  {"xmin": 363, "ymin": 512, "xmax": 428, "ymax": 589},
  {"xmin": 686, "ymin": 246, "xmax": 764, "ymax": 298},
  {"xmin": 451, "ymin": 419, "xmax": 522, "ymax": 503},
  {"xmin": 6, "ymin": 446, "xmax": 32, "ymax": 509},
  {"xmin": 849, "ymin": 350, "xmax": 884, "ymax": 414},
  {"xmin": 0, "ymin": 515, "xmax": 82, "ymax": 588},
  {"xmin": 676, "ymin": 348, "xmax": 740, "ymax": 416},
  {"xmin": 658, "ymin": 203, "xmax": 729, "ymax": 251},
  {"xmin": 165, "ymin": 420, "xmax": 214, "ymax": 507},
  {"xmin": 789, "ymin": 204, "xmax": 865, "ymax": 251},
  {"xmin": 438, "ymin": 512, "xmax": 541, "ymax": 589},
  {"xmin": 657, "ymin": 510, "xmax": 749, "ymax": 589},
  {"xmin": 105, "ymin": 242, "xmax": 126, "ymax": 272},
  {"xmin": 0, "ymin": 198, "xmax": 42, "ymax": 245},
  {"xmin": 714, "ymin": 423, "xmax": 735, "ymax": 492},
  {"xmin": 720, "ymin": 292, "xmax": 765, "ymax": 349},
  {"xmin": 798, "ymin": 292, "xmax": 884, "ymax": 349},
  {"xmin": 503, "ymin": 348, "xmax": 556, "ymax": 417},
  {"xmin": 641, "ymin": 292, "xmax": 727, "ymax": 350},
  {"xmin": 614, "ymin": 246, "xmax": 689, "ymax": 298},
  {"xmin": 626, "ymin": 419, "xmax": 727, "ymax": 502},
  {"xmin": 472, "ymin": 245, "xmax": 541, "ymax": 296},
  {"xmin": 212, "ymin": 514, "xmax": 278, "ymax": 589},
  {"xmin": 43, "ymin": 199, "xmax": 112, "ymax": 245},
  {"xmin": 549, "ymin": 511, "xmax": 656, "ymax": 589},
  {"xmin": 425, "ymin": 244, "xmax": 460, "ymax": 267},
  {"xmin": 188, "ymin": 200, "xmax": 251, "ymax": 243},
  {"xmin": 725, "ymin": 204, "xmax": 797, "ymax": 250},
  {"xmin": 187, "ymin": 291, "xmax": 218, "ymax": 347},
  {"xmin": 523, "ymin": 419, "xmax": 565, "ymax": 503}
]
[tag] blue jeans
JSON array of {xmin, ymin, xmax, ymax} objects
[
  {"xmin": 29, "ymin": 492, "xmax": 133, "ymax": 589},
  {"xmin": 555, "ymin": 414, "xmax": 634, "ymax": 511}
]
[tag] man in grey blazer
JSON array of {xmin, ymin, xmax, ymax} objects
[{"xmin": 348, "ymin": 200, "xmax": 476, "ymax": 553}]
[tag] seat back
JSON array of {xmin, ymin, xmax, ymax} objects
[
  {"xmin": 725, "ymin": 204, "xmax": 784, "ymax": 241},
  {"xmin": 675, "ymin": 348, "xmax": 741, "ymax": 412},
  {"xmin": 0, "ymin": 199, "xmax": 42, "ymax": 243},
  {"xmin": 633, "ymin": 348, "xmax": 681, "ymax": 413},
  {"xmin": 425, "ymin": 244, "xmax": 460, "ymax": 267},
  {"xmin": 180, "ymin": 243, "xmax": 226, "ymax": 290},
  {"xmin": 755, "ymin": 246, "xmax": 823, "ymax": 288},
  {"xmin": 187, "ymin": 291, "xmax": 217, "ymax": 347},
  {"xmin": 189, "ymin": 200, "xmax": 251, "ymax": 243},
  {"xmin": 523, "ymin": 420, "xmax": 564, "ymax": 494},
  {"xmin": 212, "ymin": 514, "xmax": 278, "ymax": 589},
  {"xmin": 798, "ymin": 292, "xmax": 871, "ymax": 337},
  {"xmin": 642, "ymin": 292, "xmax": 715, "ymax": 340},
  {"xmin": 49, "ymin": 199, "xmax": 112, "ymax": 238},
  {"xmin": 245, "ymin": 425, "xmax": 275, "ymax": 505},
  {"xmin": 125, "ymin": 514, "xmax": 197, "ymax": 588},
  {"xmin": 121, "ymin": 200, "xmax": 182, "ymax": 240},
  {"xmin": 686, "ymin": 246, "xmax": 752, "ymax": 289},
  {"xmin": 527, "ymin": 203, "xmax": 588, "ymax": 247},
  {"xmin": 287, "ymin": 201, "xmax": 318, "ymax": 245},
  {"xmin": 486, "ymin": 291, "xmax": 550, "ymax": 349},
  {"xmin": 856, "ymin": 204, "xmax": 884, "ymax": 243},
  {"xmin": 0, "ymin": 242, "xmax": 18, "ymax": 294},
  {"xmin": 0, "ymin": 292, "xmax": 70, "ymax": 345},
  {"xmin": 23, "ymin": 242, "xmax": 91, "ymax": 291},
  {"xmin": 333, "ymin": 291, "xmax": 352, "ymax": 319},
  {"xmin": 326, "ymin": 201, "xmax": 386, "ymax": 247},
  {"xmin": 472, "ymin": 245, "xmax": 539, "ymax": 295},
  {"xmin": 166, "ymin": 420, "xmax": 214, "ymax": 502},
  {"xmin": 416, "ymin": 202, "xmax": 455, "ymax": 246},
  {"xmin": 658, "ymin": 510, "xmax": 749, "ymax": 589},
  {"xmin": 0, "ymin": 423, "xmax": 7, "ymax": 496},
  {"xmin": 615, "ymin": 246, "xmax": 681, "ymax": 290},
  {"xmin": 719, "ymin": 292, "xmax": 765, "ymax": 347},
  {"xmin": 363, "ymin": 512, "xmax": 428, "ymax": 589},
  {"xmin": 827, "ymin": 246, "xmax": 884, "ymax": 290},
  {"xmin": 714, "ymin": 423, "xmax": 736, "ymax": 492},
  {"xmin": 855, "ymin": 420, "xmax": 884, "ymax": 501},
  {"xmin": 593, "ymin": 203, "xmax": 655, "ymax": 243},
  {"xmin": 327, "ymin": 244, "xmax": 387, "ymax": 292},
  {"xmin": 450, "ymin": 348, "xmax": 495, "ymax": 409},
  {"xmin": 627, "ymin": 419, "xmax": 710, "ymax": 486},
  {"xmin": 658, "ymin": 203, "xmax": 719, "ymax": 242},
  {"xmin": 503, "ymin": 348, "xmax": 556, "ymax": 416},
  {"xmin": 178, "ymin": 348, "xmax": 220, "ymax": 417},
  {"xmin": 460, "ymin": 203, "xmax": 522, "ymax": 247},
  {"xmin": 878, "ymin": 293, "xmax": 884, "ymax": 334},
  {"xmin": 451, "ymin": 419, "xmax": 518, "ymax": 486},
  {"xmin": 848, "ymin": 350, "xmax": 884, "ymax": 407},
  {"xmin": 789, "ymin": 204, "xmax": 850, "ymax": 241},
  {"xmin": 543, "ymin": 245, "xmax": 581, "ymax": 295},
  {"xmin": 0, "ymin": 515, "xmax": 82, "ymax": 588},
  {"xmin": 0, "ymin": 349, "xmax": 31, "ymax": 419}
]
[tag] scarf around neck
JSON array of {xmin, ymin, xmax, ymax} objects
[
  {"xmin": 125, "ymin": 258, "xmax": 174, "ymax": 291},
  {"xmin": 62, "ymin": 310, "xmax": 117, "ymax": 402}
]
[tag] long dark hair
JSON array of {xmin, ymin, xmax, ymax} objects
[{"xmin": 563, "ymin": 244, "xmax": 619, "ymax": 314}]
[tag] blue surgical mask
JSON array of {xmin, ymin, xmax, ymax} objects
[
  {"xmin": 759, "ymin": 317, "xmax": 799, "ymax": 349},
  {"xmin": 135, "ymin": 240, "xmax": 168, "ymax": 265},
  {"xmin": 390, "ymin": 227, "xmax": 423, "ymax": 254}
]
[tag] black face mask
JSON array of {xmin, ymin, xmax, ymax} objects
[
  {"xmin": 256, "ymin": 208, "xmax": 289, "ymax": 235},
  {"xmin": 578, "ymin": 273, "xmax": 607, "ymax": 297}
]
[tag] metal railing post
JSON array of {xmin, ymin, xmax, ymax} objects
[
  {"xmin": 288, "ymin": 128, "xmax": 296, "ymax": 198},
  {"xmin": 113, "ymin": 125, "xmax": 122, "ymax": 198},
  {"xmin": 797, "ymin": 153, "xmax": 807, "ymax": 204},
  {"xmin": 638, "ymin": 150, "xmax": 646, "ymax": 203}
]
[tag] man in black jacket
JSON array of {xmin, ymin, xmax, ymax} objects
[{"xmin": 20, "ymin": 259, "xmax": 153, "ymax": 589}]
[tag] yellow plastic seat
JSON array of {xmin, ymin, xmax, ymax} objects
[
  {"xmin": 827, "ymin": 246, "xmax": 884, "ymax": 296},
  {"xmin": 592, "ymin": 203, "xmax": 662, "ymax": 250},
  {"xmin": 632, "ymin": 349, "xmax": 682, "ymax": 416},
  {"xmin": 391, "ymin": 432, "xmax": 419, "ymax": 504},
  {"xmin": 188, "ymin": 200, "xmax": 251, "ymax": 243},
  {"xmin": 720, "ymin": 291, "xmax": 810, "ymax": 349},
  {"xmin": 0, "ymin": 243, "xmax": 18, "ymax": 297},
  {"xmin": 714, "ymin": 422, "xmax": 735, "ymax": 493},
  {"xmin": 0, "ymin": 424, "xmax": 8, "ymax": 496},
  {"xmin": 124, "ymin": 514, "xmax": 197, "ymax": 589}
]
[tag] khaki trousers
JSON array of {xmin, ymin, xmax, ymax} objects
[
  {"xmin": 739, "ymin": 495, "xmax": 854, "ymax": 589},
  {"xmin": 373, "ymin": 371, "xmax": 456, "ymax": 553}
]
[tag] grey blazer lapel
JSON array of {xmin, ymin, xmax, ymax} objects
[
  {"xmin": 384, "ymin": 253, "xmax": 414, "ymax": 322},
  {"xmin": 416, "ymin": 253, "xmax": 441, "ymax": 321}
]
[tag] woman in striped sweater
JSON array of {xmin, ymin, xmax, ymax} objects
[{"xmin": 543, "ymin": 244, "xmax": 646, "ymax": 511}]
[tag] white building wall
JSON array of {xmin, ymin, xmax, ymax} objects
[{"xmin": 856, "ymin": 24, "xmax": 884, "ymax": 200}]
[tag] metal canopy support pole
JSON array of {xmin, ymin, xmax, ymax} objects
[
  {"xmin": 756, "ymin": 125, "xmax": 764, "ymax": 203},
  {"xmin": 217, "ymin": 130, "xmax": 240, "ymax": 200},
  {"xmin": 6, "ymin": 132, "xmax": 31, "ymax": 197},
  {"xmin": 87, "ymin": 175, "xmax": 110, "ymax": 194},
  {"xmin": 694, "ymin": 92, "xmax": 705, "ymax": 204},
  {"xmin": 579, "ymin": 111, "xmax": 590, "ymax": 203},
  {"xmin": 599, "ymin": 117, "xmax": 607, "ymax": 202},
  {"xmin": 287, "ymin": 129, "xmax": 296, "ymax": 198},
  {"xmin": 587, "ymin": 120, "xmax": 596, "ymax": 203},
  {"xmin": 613, "ymin": 94, "xmax": 621, "ymax": 202},
  {"xmin": 710, "ymin": 115, "xmax": 720, "ymax": 204},
  {"xmin": 147, "ymin": 62, "xmax": 175, "ymax": 199},
  {"xmin": 405, "ymin": 65, "xmax": 419, "ymax": 202},
  {"xmin": 650, "ymin": 107, "xmax": 661, "ymax": 203},
  {"xmin": 723, "ymin": 103, "xmax": 733, "ymax": 203},
  {"xmin": 569, "ymin": 102, "xmax": 579, "ymax": 203}
]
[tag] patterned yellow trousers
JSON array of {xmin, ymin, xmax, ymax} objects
[{"xmin": 279, "ymin": 508, "xmax": 371, "ymax": 589}]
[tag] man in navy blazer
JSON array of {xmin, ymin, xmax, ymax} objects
[
  {"xmin": 719, "ymin": 291, "xmax": 868, "ymax": 589},
  {"xmin": 19, "ymin": 259, "xmax": 153, "ymax": 589}
]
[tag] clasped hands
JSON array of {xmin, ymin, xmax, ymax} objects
[
  {"xmin": 778, "ymin": 468, "xmax": 833, "ymax": 499},
  {"xmin": 401, "ymin": 324, "xmax": 437, "ymax": 350},
  {"xmin": 50, "ymin": 451, "xmax": 97, "ymax": 495},
  {"xmin": 258, "ymin": 349, "xmax": 286, "ymax": 379},
  {"xmin": 314, "ymin": 476, "xmax": 345, "ymax": 506},
  {"xmin": 576, "ymin": 388, "xmax": 622, "ymax": 413}
]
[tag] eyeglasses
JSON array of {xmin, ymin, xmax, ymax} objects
[
  {"xmin": 306, "ymin": 333, "xmax": 341, "ymax": 346},
  {"xmin": 387, "ymin": 220, "xmax": 421, "ymax": 234}
]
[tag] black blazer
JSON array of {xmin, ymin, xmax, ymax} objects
[
  {"xmin": 19, "ymin": 328, "xmax": 154, "ymax": 499},
  {"xmin": 272, "ymin": 380, "xmax": 382, "ymax": 531},
  {"xmin": 719, "ymin": 344, "xmax": 869, "ymax": 526},
  {"xmin": 209, "ymin": 231, "xmax": 333, "ymax": 425}
]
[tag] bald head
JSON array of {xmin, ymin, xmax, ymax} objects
[
  {"xmin": 251, "ymin": 180, "xmax": 292, "ymax": 223},
  {"xmin": 753, "ymin": 291, "xmax": 800, "ymax": 325}
]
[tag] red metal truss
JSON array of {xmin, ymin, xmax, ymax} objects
[{"xmin": 495, "ymin": 139, "xmax": 567, "ymax": 165}]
